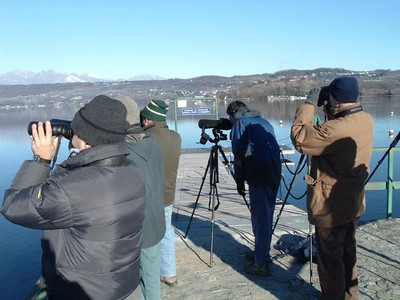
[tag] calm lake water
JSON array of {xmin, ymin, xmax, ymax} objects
[{"xmin": 0, "ymin": 97, "xmax": 399, "ymax": 298}]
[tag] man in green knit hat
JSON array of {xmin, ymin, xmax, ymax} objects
[{"xmin": 141, "ymin": 100, "xmax": 182, "ymax": 287}]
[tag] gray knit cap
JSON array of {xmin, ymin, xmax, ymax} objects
[
  {"xmin": 71, "ymin": 95, "xmax": 129, "ymax": 146},
  {"xmin": 113, "ymin": 95, "xmax": 141, "ymax": 126}
]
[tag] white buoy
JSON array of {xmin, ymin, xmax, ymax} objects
[
  {"xmin": 279, "ymin": 120, "xmax": 283, "ymax": 126},
  {"xmin": 389, "ymin": 129, "xmax": 394, "ymax": 137},
  {"xmin": 390, "ymin": 111, "xmax": 394, "ymax": 116}
]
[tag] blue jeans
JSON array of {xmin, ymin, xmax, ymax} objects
[
  {"xmin": 248, "ymin": 183, "xmax": 279, "ymax": 265},
  {"xmin": 140, "ymin": 242, "xmax": 161, "ymax": 300},
  {"xmin": 160, "ymin": 205, "xmax": 176, "ymax": 277}
]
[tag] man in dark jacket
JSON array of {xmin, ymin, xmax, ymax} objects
[
  {"xmin": 116, "ymin": 95, "xmax": 166, "ymax": 300},
  {"xmin": 141, "ymin": 100, "xmax": 181, "ymax": 287},
  {"xmin": 227, "ymin": 101, "xmax": 281, "ymax": 277},
  {"xmin": 291, "ymin": 77, "xmax": 374, "ymax": 299},
  {"xmin": 1, "ymin": 95, "xmax": 146, "ymax": 300}
]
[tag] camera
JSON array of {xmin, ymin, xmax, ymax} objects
[
  {"xmin": 317, "ymin": 86, "xmax": 330, "ymax": 107},
  {"xmin": 27, "ymin": 119, "xmax": 73, "ymax": 140}
]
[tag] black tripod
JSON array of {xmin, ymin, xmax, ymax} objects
[
  {"xmin": 272, "ymin": 153, "xmax": 306, "ymax": 235},
  {"xmin": 272, "ymin": 153, "xmax": 314, "ymax": 283},
  {"xmin": 184, "ymin": 128, "xmax": 247, "ymax": 267}
]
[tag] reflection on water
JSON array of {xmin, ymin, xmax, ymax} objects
[{"xmin": 0, "ymin": 97, "xmax": 399, "ymax": 298}]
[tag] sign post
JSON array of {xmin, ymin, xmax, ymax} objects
[{"xmin": 173, "ymin": 97, "xmax": 219, "ymax": 132}]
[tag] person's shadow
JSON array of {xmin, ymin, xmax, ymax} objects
[{"xmin": 172, "ymin": 210, "xmax": 322, "ymax": 299}]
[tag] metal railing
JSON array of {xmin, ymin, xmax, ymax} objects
[
  {"xmin": 277, "ymin": 145, "xmax": 400, "ymax": 220},
  {"xmin": 365, "ymin": 147, "xmax": 400, "ymax": 218}
]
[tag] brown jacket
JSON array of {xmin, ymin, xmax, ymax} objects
[{"xmin": 291, "ymin": 102, "xmax": 374, "ymax": 227}]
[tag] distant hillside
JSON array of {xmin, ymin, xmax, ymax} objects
[
  {"xmin": 0, "ymin": 68, "xmax": 399, "ymax": 106},
  {"xmin": 229, "ymin": 69, "xmax": 400, "ymax": 101}
]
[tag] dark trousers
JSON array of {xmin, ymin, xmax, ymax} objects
[
  {"xmin": 315, "ymin": 219, "xmax": 360, "ymax": 300},
  {"xmin": 248, "ymin": 183, "xmax": 279, "ymax": 265}
]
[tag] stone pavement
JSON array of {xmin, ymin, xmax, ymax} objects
[{"xmin": 161, "ymin": 150, "xmax": 400, "ymax": 300}]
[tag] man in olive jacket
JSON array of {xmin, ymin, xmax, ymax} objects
[
  {"xmin": 291, "ymin": 77, "xmax": 374, "ymax": 300},
  {"xmin": 141, "ymin": 100, "xmax": 181, "ymax": 287},
  {"xmin": 1, "ymin": 95, "xmax": 146, "ymax": 300}
]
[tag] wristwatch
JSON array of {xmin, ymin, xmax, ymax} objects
[{"xmin": 33, "ymin": 155, "xmax": 51, "ymax": 165}]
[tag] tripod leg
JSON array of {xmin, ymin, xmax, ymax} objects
[
  {"xmin": 218, "ymin": 146, "xmax": 236, "ymax": 179},
  {"xmin": 209, "ymin": 183, "xmax": 217, "ymax": 267},
  {"xmin": 209, "ymin": 183, "xmax": 221, "ymax": 211},
  {"xmin": 218, "ymin": 146, "xmax": 250, "ymax": 209},
  {"xmin": 272, "ymin": 154, "xmax": 306, "ymax": 234},
  {"xmin": 184, "ymin": 156, "xmax": 211, "ymax": 238},
  {"xmin": 309, "ymin": 223, "xmax": 313, "ymax": 284},
  {"xmin": 209, "ymin": 149, "xmax": 223, "ymax": 267},
  {"xmin": 186, "ymin": 144, "xmax": 223, "ymax": 267}
]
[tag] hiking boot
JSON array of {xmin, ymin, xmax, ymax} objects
[
  {"xmin": 244, "ymin": 262, "xmax": 270, "ymax": 277},
  {"xmin": 245, "ymin": 251, "xmax": 255, "ymax": 261}
]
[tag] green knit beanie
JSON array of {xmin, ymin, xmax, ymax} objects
[{"xmin": 141, "ymin": 100, "xmax": 168, "ymax": 122}]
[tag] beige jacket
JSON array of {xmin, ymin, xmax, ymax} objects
[{"xmin": 291, "ymin": 102, "xmax": 374, "ymax": 227}]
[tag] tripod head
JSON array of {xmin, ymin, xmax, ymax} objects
[{"xmin": 199, "ymin": 127, "xmax": 228, "ymax": 145}]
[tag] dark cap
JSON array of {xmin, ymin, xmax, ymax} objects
[
  {"xmin": 113, "ymin": 95, "xmax": 141, "ymax": 126},
  {"xmin": 71, "ymin": 95, "xmax": 129, "ymax": 146},
  {"xmin": 226, "ymin": 100, "xmax": 248, "ymax": 116},
  {"xmin": 329, "ymin": 76, "xmax": 359, "ymax": 103}
]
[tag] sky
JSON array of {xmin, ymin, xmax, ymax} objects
[{"xmin": 1, "ymin": 1, "xmax": 399, "ymax": 80}]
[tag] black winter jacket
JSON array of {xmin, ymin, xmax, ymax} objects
[{"xmin": 1, "ymin": 142, "xmax": 146, "ymax": 299}]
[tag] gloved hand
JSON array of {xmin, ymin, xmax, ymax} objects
[
  {"xmin": 236, "ymin": 181, "xmax": 246, "ymax": 196},
  {"xmin": 305, "ymin": 87, "xmax": 321, "ymax": 106}
]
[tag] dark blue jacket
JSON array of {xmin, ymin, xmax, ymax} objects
[{"xmin": 230, "ymin": 108, "xmax": 281, "ymax": 186}]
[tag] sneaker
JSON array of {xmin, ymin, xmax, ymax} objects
[
  {"xmin": 244, "ymin": 262, "xmax": 270, "ymax": 277},
  {"xmin": 245, "ymin": 251, "xmax": 255, "ymax": 261}
]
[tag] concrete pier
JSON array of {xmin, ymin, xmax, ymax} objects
[{"xmin": 162, "ymin": 151, "xmax": 400, "ymax": 299}]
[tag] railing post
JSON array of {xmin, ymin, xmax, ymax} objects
[
  {"xmin": 215, "ymin": 97, "xmax": 219, "ymax": 120},
  {"xmin": 174, "ymin": 99, "xmax": 178, "ymax": 132},
  {"xmin": 387, "ymin": 147, "xmax": 394, "ymax": 218}
]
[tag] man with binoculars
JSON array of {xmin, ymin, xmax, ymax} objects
[
  {"xmin": 291, "ymin": 77, "xmax": 374, "ymax": 300},
  {"xmin": 1, "ymin": 95, "xmax": 146, "ymax": 300}
]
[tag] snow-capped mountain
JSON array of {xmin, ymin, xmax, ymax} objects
[
  {"xmin": 0, "ymin": 69, "xmax": 107, "ymax": 85},
  {"xmin": 0, "ymin": 70, "xmax": 166, "ymax": 85}
]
